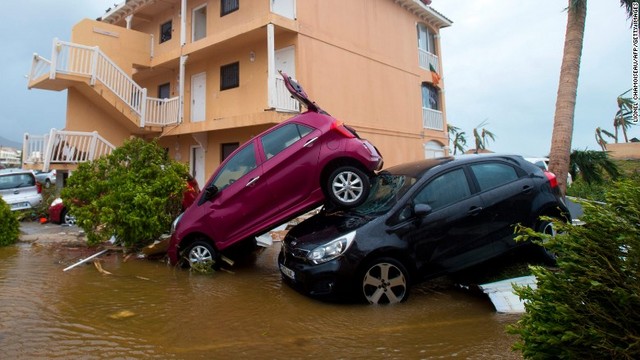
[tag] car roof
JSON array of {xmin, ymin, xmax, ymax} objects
[
  {"xmin": 0, "ymin": 169, "xmax": 34, "ymax": 176},
  {"xmin": 385, "ymin": 154, "xmax": 527, "ymax": 178}
]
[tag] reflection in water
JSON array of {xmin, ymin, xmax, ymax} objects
[{"xmin": 0, "ymin": 243, "xmax": 522, "ymax": 359}]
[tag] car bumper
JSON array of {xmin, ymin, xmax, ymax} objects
[{"xmin": 277, "ymin": 247, "xmax": 356, "ymax": 300}]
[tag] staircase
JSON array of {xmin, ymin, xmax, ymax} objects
[{"xmin": 28, "ymin": 39, "xmax": 180, "ymax": 128}]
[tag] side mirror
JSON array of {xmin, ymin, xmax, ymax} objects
[
  {"xmin": 414, "ymin": 203, "xmax": 432, "ymax": 217},
  {"xmin": 198, "ymin": 184, "xmax": 218, "ymax": 205}
]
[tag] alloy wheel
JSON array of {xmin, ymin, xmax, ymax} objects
[{"xmin": 362, "ymin": 261, "xmax": 408, "ymax": 305}]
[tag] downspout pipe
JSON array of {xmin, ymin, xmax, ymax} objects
[{"xmin": 179, "ymin": 0, "xmax": 187, "ymax": 123}]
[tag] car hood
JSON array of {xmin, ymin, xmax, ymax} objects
[
  {"xmin": 285, "ymin": 211, "xmax": 375, "ymax": 250},
  {"xmin": 279, "ymin": 71, "xmax": 325, "ymax": 114}
]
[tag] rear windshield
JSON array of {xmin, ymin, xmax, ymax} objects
[{"xmin": 0, "ymin": 173, "xmax": 36, "ymax": 190}]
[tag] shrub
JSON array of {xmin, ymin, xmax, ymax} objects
[
  {"xmin": 509, "ymin": 179, "xmax": 640, "ymax": 358},
  {"xmin": 62, "ymin": 138, "xmax": 188, "ymax": 250},
  {"xmin": 0, "ymin": 197, "xmax": 20, "ymax": 246}
]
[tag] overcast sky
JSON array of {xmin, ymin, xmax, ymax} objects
[{"xmin": 1, "ymin": 1, "xmax": 636, "ymax": 157}]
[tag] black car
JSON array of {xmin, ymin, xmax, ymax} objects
[{"xmin": 278, "ymin": 154, "xmax": 570, "ymax": 304}]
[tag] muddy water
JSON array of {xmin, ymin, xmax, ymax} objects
[{"xmin": 0, "ymin": 242, "xmax": 522, "ymax": 359}]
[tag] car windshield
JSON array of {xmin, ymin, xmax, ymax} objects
[{"xmin": 352, "ymin": 172, "xmax": 417, "ymax": 216}]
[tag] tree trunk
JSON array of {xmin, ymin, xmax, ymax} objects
[{"xmin": 548, "ymin": 0, "xmax": 587, "ymax": 195}]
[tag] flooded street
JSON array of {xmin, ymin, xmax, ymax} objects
[{"xmin": 0, "ymin": 239, "xmax": 522, "ymax": 359}]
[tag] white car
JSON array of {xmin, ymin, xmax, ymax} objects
[
  {"xmin": 525, "ymin": 157, "xmax": 572, "ymax": 186},
  {"xmin": 0, "ymin": 169, "xmax": 43, "ymax": 211},
  {"xmin": 35, "ymin": 169, "xmax": 57, "ymax": 188}
]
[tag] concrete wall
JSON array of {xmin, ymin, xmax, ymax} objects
[{"xmin": 606, "ymin": 142, "xmax": 640, "ymax": 159}]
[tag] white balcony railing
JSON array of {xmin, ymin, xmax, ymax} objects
[
  {"xmin": 23, "ymin": 129, "xmax": 115, "ymax": 172},
  {"xmin": 422, "ymin": 107, "xmax": 444, "ymax": 131},
  {"xmin": 418, "ymin": 48, "xmax": 439, "ymax": 73},
  {"xmin": 274, "ymin": 77, "xmax": 300, "ymax": 112},
  {"xmin": 29, "ymin": 39, "xmax": 180, "ymax": 128}
]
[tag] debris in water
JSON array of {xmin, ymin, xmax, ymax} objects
[
  {"xmin": 109, "ymin": 310, "xmax": 136, "ymax": 320},
  {"xmin": 93, "ymin": 260, "xmax": 112, "ymax": 275}
]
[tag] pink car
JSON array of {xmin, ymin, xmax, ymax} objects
[{"xmin": 168, "ymin": 72, "xmax": 383, "ymax": 267}]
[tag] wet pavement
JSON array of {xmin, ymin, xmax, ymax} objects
[{"xmin": 1, "ymin": 221, "xmax": 524, "ymax": 359}]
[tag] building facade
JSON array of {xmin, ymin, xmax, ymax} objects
[{"xmin": 26, "ymin": 0, "xmax": 451, "ymax": 188}]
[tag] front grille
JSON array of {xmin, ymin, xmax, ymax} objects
[{"xmin": 282, "ymin": 241, "xmax": 310, "ymax": 260}]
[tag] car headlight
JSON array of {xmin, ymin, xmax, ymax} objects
[
  {"xmin": 171, "ymin": 213, "xmax": 183, "ymax": 234},
  {"xmin": 307, "ymin": 231, "xmax": 356, "ymax": 265}
]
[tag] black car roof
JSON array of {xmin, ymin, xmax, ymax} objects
[{"xmin": 385, "ymin": 154, "xmax": 526, "ymax": 178}]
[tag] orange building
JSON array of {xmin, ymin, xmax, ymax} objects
[{"xmin": 25, "ymin": 0, "xmax": 451, "ymax": 188}]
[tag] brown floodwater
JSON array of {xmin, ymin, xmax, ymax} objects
[{"xmin": 0, "ymin": 241, "xmax": 523, "ymax": 359}]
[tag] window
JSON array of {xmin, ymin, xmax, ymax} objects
[
  {"xmin": 212, "ymin": 143, "xmax": 256, "ymax": 191},
  {"xmin": 158, "ymin": 83, "xmax": 170, "ymax": 99},
  {"xmin": 221, "ymin": 0, "xmax": 239, "ymax": 16},
  {"xmin": 417, "ymin": 23, "xmax": 436, "ymax": 54},
  {"xmin": 422, "ymin": 83, "xmax": 440, "ymax": 110},
  {"xmin": 261, "ymin": 124, "xmax": 313, "ymax": 159},
  {"xmin": 470, "ymin": 163, "xmax": 519, "ymax": 191},
  {"xmin": 160, "ymin": 20, "xmax": 172, "ymax": 43},
  {"xmin": 415, "ymin": 169, "xmax": 470, "ymax": 210},
  {"xmin": 221, "ymin": 143, "xmax": 239, "ymax": 162},
  {"xmin": 220, "ymin": 62, "xmax": 239, "ymax": 90}
]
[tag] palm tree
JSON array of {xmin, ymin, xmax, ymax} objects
[
  {"xmin": 570, "ymin": 149, "xmax": 620, "ymax": 184},
  {"xmin": 472, "ymin": 120, "xmax": 496, "ymax": 154},
  {"xmin": 614, "ymin": 89, "xmax": 635, "ymax": 143},
  {"xmin": 548, "ymin": 1, "xmax": 634, "ymax": 195},
  {"xmin": 447, "ymin": 124, "xmax": 467, "ymax": 155},
  {"xmin": 594, "ymin": 127, "xmax": 615, "ymax": 151}
]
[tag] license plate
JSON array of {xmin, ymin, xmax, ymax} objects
[
  {"xmin": 10, "ymin": 202, "xmax": 29, "ymax": 210},
  {"xmin": 279, "ymin": 264, "xmax": 295, "ymax": 280}
]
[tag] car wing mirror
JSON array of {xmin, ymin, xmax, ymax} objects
[
  {"xmin": 414, "ymin": 203, "xmax": 432, "ymax": 217},
  {"xmin": 198, "ymin": 184, "xmax": 219, "ymax": 205}
]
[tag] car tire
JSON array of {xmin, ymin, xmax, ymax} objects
[
  {"xmin": 359, "ymin": 258, "xmax": 410, "ymax": 305},
  {"xmin": 326, "ymin": 166, "xmax": 370, "ymax": 208},
  {"xmin": 182, "ymin": 240, "xmax": 218, "ymax": 269},
  {"xmin": 61, "ymin": 209, "xmax": 76, "ymax": 226},
  {"xmin": 536, "ymin": 219, "xmax": 558, "ymax": 264}
]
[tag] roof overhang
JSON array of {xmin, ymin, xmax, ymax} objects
[
  {"xmin": 394, "ymin": 0, "xmax": 453, "ymax": 28},
  {"xmin": 99, "ymin": 0, "xmax": 156, "ymax": 25}
]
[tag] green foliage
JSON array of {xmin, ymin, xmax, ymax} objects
[
  {"xmin": 566, "ymin": 178, "xmax": 608, "ymax": 202},
  {"xmin": 0, "ymin": 197, "xmax": 20, "ymax": 246},
  {"xmin": 570, "ymin": 149, "xmax": 620, "ymax": 184},
  {"xmin": 62, "ymin": 138, "xmax": 188, "ymax": 249},
  {"xmin": 509, "ymin": 179, "xmax": 640, "ymax": 359}
]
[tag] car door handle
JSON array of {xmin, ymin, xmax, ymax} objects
[
  {"xmin": 303, "ymin": 137, "xmax": 319, "ymax": 147},
  {"xmin": 246, "ymin": 176, "xmax": 260, "ymax": 187},
  {"xmin": 468, "ymin": 206, "xmax": 483, "ymax": 216},
  {"xmin": 522, "ymin": 185, "xmax": 533, "ymax": 194}
]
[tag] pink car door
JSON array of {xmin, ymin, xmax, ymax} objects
[
  {"xmin": 260, "ymin": 122, "xmax": 323, "ymax": 214},
  {"xmin": 202, "ymin": 140, "xmax": 276, "ymax": 249}
]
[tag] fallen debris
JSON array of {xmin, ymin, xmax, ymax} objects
[{"xmin": 63, "ymin": 249, "xmax": 110, "ymax": 272}]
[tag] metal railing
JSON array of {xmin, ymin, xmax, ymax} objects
[
  {"xmin": 418, "ymin": 48, "xmax": 439, "ymax": 73},
  {"xmin": 274, "ymin": 77, "xmax": 299, "ymax": 112},
  {"xmin": 23, "ymin": 129, "xmax": 115, "ymax": 171},
  {"xmin": 30, "ymin": 39, "xmax": 180, "ymax": 127},
  {"xmin": 422, "ymin": 107, "xmax": 444, "ymax": 131}
]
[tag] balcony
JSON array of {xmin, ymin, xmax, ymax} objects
[
  {"xmin": 423, "ymin": 107, "xmax": 444, "ymax": 131},
  {"xmin": 419, "ymin": 48, "xmax": 439, "ymax": 73}
]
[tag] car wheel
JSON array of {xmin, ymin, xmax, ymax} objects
[
  {"xmin": 326, "ymin": 166, "xmax": 370, "ymax": 208},
  {"xmin": 61, "ymin": 209, "xmax": 76, "ymax": 226},
  {"xmin": 360, "ymin": 258, "xmax": 410, "ymax": 305},
  {"xmin": 536, "ymin": 219, "xmax": 558, "ymax": 263},
  {"xmin": 183, "ymin": 240, "xmax": 217, "ymax": 268}
]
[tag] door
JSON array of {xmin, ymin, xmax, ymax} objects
[
  {"xmin": 259, "ymin": 122, "xmax": 322, "ymax": 213},
  {"xmin": 191, "ymin": 72, "xmax": 206, "ymax": 123},
  {"xmin": 271, "ymin": 0, "xmax": 295, "ymax": 19},
  {"xmin": 192, "ymin": 5, "xmax": 207, "ymax": 42},
  {"xmin": 190, "ymin": 145, "xmax": 205, "ymax": 189},
  {"xmin": 469, "ymin": 161, "xmax": 535, "ymax": 252},
  {"xmin": 275, "ymin": 46, "xmax": 295, "ymax": 77},
  {"xmin": 204, "ymin": 141, "xmax": 275, "ymax": 249},
  {"xmin": 402, "ymin": 167, "xmax": 491, "ymax": 275}
]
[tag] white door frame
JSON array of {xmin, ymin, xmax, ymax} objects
[
  {"xmin": 190, "ymin": 145, "xmax": 205, "ymax": 188},
  {"xmin": 191, "ymin": 72, "xmax": 206, "ymax": 122}
]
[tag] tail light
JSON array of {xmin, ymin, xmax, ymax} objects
[
  {"xmin": 544, "ymin": 171, "xmax": 558, "ymax": 189},
  {"xmin": 36, "ymin": 182, "xmax": 42, "ymax": 194},
  {"xmin": 330, "ymin": 120, "xmax": 356, "ymax": 139}
]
